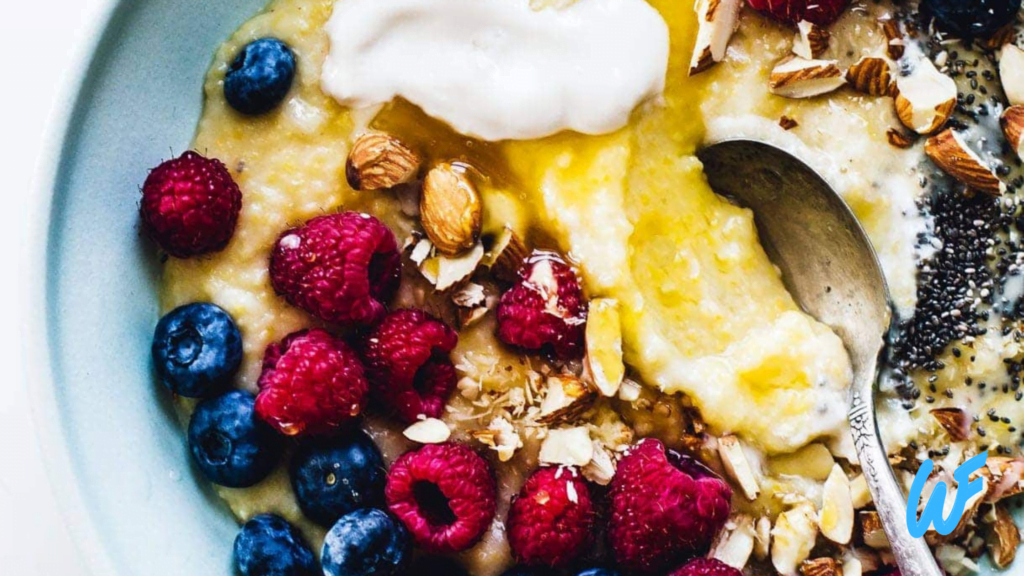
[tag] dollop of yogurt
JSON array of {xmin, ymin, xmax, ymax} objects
[{"xmin": 321, "ymin": 0, "xmax": 670, "ymax": 141}]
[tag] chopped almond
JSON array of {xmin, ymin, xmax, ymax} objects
[
  {"xmin": 537, "ymin": 375, "xmax": 596, "ymax": 425},
  {"xmin": 793, "ymin": 20, "xmax": 829, "ymax": 60},
  {"xmin": 987, "ymin": 504, "xmax": 1021, "ymax": 568},
  {"xmin": 1002, "ymin": 45, "xmax": 1024, "ymax": 106},
  {"xmin": 846, "ymin": 57, "xmax": 895, "ymax": 97},
  {"xmin": 689, "ymin": 0, "xmax": 742, "ymax": 75},
  {"xmin": 1001, "ymin": 105, "xmax": 1024, "ymax": 161},
  {"xmin": 712, "ymin": 514, "xmax": 756, "ymax": 569},
  {"xmin": 819, "ymin": 464, "xmax": 854, "ymax": 545},
  {"xmin": 718, "ymin": 435, "xmax": 761, "ymax": 501},
  {"xmin": 770, "ymin": 57, "xmax": 846, "ymax": 99},
  {"xmin": 930, "ymin": 407, "xmax": 971, "ymax": 441},
  {"xmin": 925, "ymin": 129, "xmax": 1006, "ymax": 197},
  {"xmin": 895, "ymin": 58, "xmax": 956, "ymax": 135}
]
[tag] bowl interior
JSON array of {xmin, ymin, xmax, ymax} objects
[{"xmin": 45, "ymin": 0, "xmax": 263, "ymax": 573}]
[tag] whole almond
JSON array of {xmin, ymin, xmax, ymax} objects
[
  {"xmin": 421, "ymin": 163, "xmax": 482, "ymax": 255},
  {"xmin": 346, "ymin": 133, "xmax": 420, "ymax": 191}
]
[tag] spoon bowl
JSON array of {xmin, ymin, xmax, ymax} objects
[{"xmin": 697, "ymin": 139, "xmax": 940, "ymax": 576}]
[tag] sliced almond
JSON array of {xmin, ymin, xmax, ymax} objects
[
  {"xmin": 886, "ymin": 128, "xmax": 916, "ymax": 149},
  {"xmin": 770, "ymin": 57, "xmax": 846, "ymax": 99},
  {"xmin": 879, "ymin": 17, "xmax": 904, "ymax": 60},
  {"xmin": 895, "ymin": 58, "xmax": 956, "ymax": 135},
  {"xmin": 801, "ymin": 558, "xmax": 842, "ymax": 576},
  {"xmin": 860, "ymin": 511, "xmax": 890, "ymax": 549},
  {"xmin": 754, "ymin": 516, "xmax": 772, "ymax": 560},
  {"xmin": 1001, "ymin": 45, "xmax": 1024, "ymax": 106},
  {"xmin": 346, "ymin": 133, "xmax": 421, "ymax": 191},
  {"xmin": 584, "ymin": 298, "xmax": 625, "ymax": 397},
  {"xmin": 402, "ymin": 418, "xmax": 451, "ymax": 444},
  {"xmin": 421, "ymin": 162, "xmax": 482, "ymax": 255},
  {"xmin": 718, "ymin": 435, "xmax": 761, "ymax": 501},
  {"xmin": 772, "ymin": 502, "xmax": 819, "ymax": 576},
  {"xmin": 689, "ymin": 0, "xmax": 742, "ymax": 76},
  {"xmin": 925, "ymin": 129, "xmax": 1006, "ymax": 196},
  {"xmin": 539, "ymin": 427, "xmax": 594, "ymax": 467},
  {"xmin": 793, "ymin": 20, "xmax": 830, "ymax": 60},
  {"xmin": 420, "ymin": 242, "xmax": 485, "ymax": 291},
  {"xmin": 846, "ymin": 57, "xmax": 895, "ymax": 97},
  {"xmin": 537, "ymin": 375, "xmax": 597, "ymax": 425},
  {"xmin": 1001, "ymin": 105, "xmax": 1024, "ymax": 161},
  {"xmin": 712, "ymin": 514, "xmax": 756, "ymax": 569},
  {"xmin": 471, "ymin": 416, "xmax": 522, "ymax": 462},
  {"xmin": 483, "ymin": 225, "xmax": 529, "ymax": 283},
  {"xmin": 980, "ymin": 457, "xmax": 1024, "ymax": 502},
  {"xmin": 582, "ymin": 442, "xmax": 617, "ymax": 485},
  {"xmin": 987, "ymin": 504, "xmax": 1020, "ymax": 568},
  {"xmin": 850, "ymin": 474, "xmax": 873, "ymax": 509},
  {"xmin": 819, "ymin": 464, "xmax": 854, "ymax": 545},
  {"xmin": 930, "ymin": 407, "xmax": 972, "ymax": 441}
]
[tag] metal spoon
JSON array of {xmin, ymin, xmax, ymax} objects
[{"xmin": 696, "ymin": 140, "xmax": 941, "ymax": 576}]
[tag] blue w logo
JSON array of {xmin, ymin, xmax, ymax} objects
[{"xmin": 906, "ymin": 451, "xmax": 988, "ymax": 538}]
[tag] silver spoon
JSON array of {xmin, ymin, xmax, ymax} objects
[{"xmin": 696, "ymin": 139, "xmax": 941, "ymax": 576}]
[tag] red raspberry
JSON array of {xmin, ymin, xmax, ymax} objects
[
  {"xmin": 385, "ymin": 443, "xmax": 496, "ymax": 554},
  {"xmin": 140, "ymin": 151, "xmax": 242, "ymax": 258},
  {"xmin": 496, "ymin": 253, "xmax": 587, "ymax": 359},
  {"xmin": 507, "ymin": 467, "xmax": 595, "ymax": 569},
  {"xmin": 360, "ymin": 309, "xmax": 458, "ymax": 424},
  {"xmin": 608, "ymin": 439, "xmax": 732, "ymax": 574},
  {"xmin": 746, "ymin": 0, "xmax": 851, "ymax": 26},
  {"xmin": 668, "ymin": 558, "xmax": 744, "ymax": 576},
  {"xmin": 269, "ymin": 212, "xmax": 401, "ymax": 326},
  {"xmin": 255, "ymin": 329, "xmax": 369, "ymax": 437}
]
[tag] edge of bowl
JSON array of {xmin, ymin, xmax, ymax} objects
[{"xmin": 23, "ymin": 0, "xmax": 125, "ymax": 573}]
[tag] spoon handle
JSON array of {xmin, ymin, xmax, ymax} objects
[{"xmin": 850, "ymin": 374, "xmax": 943, "ymax": 576}]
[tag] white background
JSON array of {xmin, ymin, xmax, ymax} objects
[{"xmin": 1, "ymin": 0, "xmax": 107, "ymax": 572}]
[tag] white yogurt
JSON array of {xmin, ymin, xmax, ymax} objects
[{"xmin": 321, "ymin": 0, "xmax": 669, "ymax": 141}]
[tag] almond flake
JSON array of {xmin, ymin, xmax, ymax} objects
[
  {"xmin": 754, "ymin": 516, "xmax": 772, "ymax": 560},
  {"xmin": 925, "ymin": 129, "xmax": 1006, "ymax": 197},
  {"xmin": 483, "ymin": 226, "xmax": 528, "ymax": 282},
  {"xmin": 718, "ymin": 435, "xmax": 761, "ymax": 501},
  {"xmin": 402, "ymin": 418, "xmax": 451, "ymax": 444},
  {"xmin": 819, "ymin": 464, "xmax": 854, "ymax": 545},
  {"xmin": 846, "ymin": 57, "xmax": 895, "ymax": 97},
  {"xmin": 689, "ymin": 0, "xmax": 742, "ymax": 75},
  {"xmin": 537, "ymin": 374, "xmax": 596, "ymax": 426},
  {"xmin": 769, "ymin": 57, "xmax": 846, "ymax": 99},
  {"xmin": 895, "ymin": 57, "xmax": 956, "ymax": 135},
  {"xmin": 420, "ymin": 242, "xmax": 485, "ymax": 291},
  {"xmin": 987, "ymin": 504, "xmax": 1020, "ymax": 568},
  {"xmin": 879, "ymin": 17, "xmax": 904, "ymax": 60},
  {"xmin": 582, "ymin": 442, "xmax": 617, "ymax": 485},
  {"xmin": 1000, "ymin": 45, "xmax": 1024, "ymax": 106},
  {"xmin": 849, "ymin": 474, "xmax": 873, "ymax": 509},
  {"xmin": 712, "ymin": 514, "xmax": 756, "ymax": 569},
  {"xmin": 772, "ymin": 502, "xmax": 819, "ymax": 576},
  {"xmin": 793, "ymin": 20, "xmax": 829, "ymax": 60},
  {"xmin": 539, "ymin": 427, "xmax": 593, "ymax": 467},
  {"xmin": 930, "ymin": 407, "xmax": 972, "ymax": 441},
  {"xmin": 452, "ymin": 282, "xmax": 486, "ymax": 308},
  {"xmin": 860, "ymin": 511, "xmax": 889, "ymax": 549}
]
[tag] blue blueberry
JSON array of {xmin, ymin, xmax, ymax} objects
[
  {"xmin": 224, "ymin": 38, "xmax": 296, "ymax": 115},
  {"xmin": 575, "ymin": 569, "xmax": 621, "ymax": 576},
  {"xmin": 322, "ymin": 509, "xmax": 410, "ymax": 576},
  {"xmin": 234, "ymin": 514, "xmax": 316, "ymax": 576},
  {"xmin": 290, "ymin": 432, "xmax": 385, "ymax": 527},
  {"xmin": 152, "ymin": 302, "xmax": 242, "ymax": 398},
  {"xmin": 188, "ymin": 390, "xmax": 282, "ymax": 487},
  {"xmin": 922, "ymin": 0, "xmax": 1021, "ymax": 39}
]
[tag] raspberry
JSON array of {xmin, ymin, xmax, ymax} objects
[
  {"xmin": 269, "ymin": 212, "xmax": 401, "ymax": 326},
  {"xmin": 255, "ymin": 329, "xmax": 369, "ymax": 437},
  {"xmin": 608, "ymin": 439, "xmax": 732, "ymax": 574},
  {"xmin": 360, "ymin": 309, "xmax": 458, "ymax": 423},
  {"xmin": 507, "ymin": 467, "xmax": 595, "ymax": 569},
  {"xmin": 140, "ymin": 151, "xmax": 242, "ymax": 258},
  {"xmin": 668, "ymin": 558, "xmax": 743, "ymax": 576},
  {"xmin": 385, "ymin": 443, "xmax": 497, "ymax": 554},
  {"xmin": 746, "ymin": 0, "xmax": 850, "ymax": 26},
  {"xmin": 496, "ymin": 253, "xmax": 587, "ymax": 359}
]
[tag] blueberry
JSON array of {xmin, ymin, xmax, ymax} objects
[
  {"xmin": 188, "ymin": 390, "xmax": 282, "ymax": 487},
  {"xmin": 234, "ymin": 514, "xmax": 316, "ymax": 576},
  {"xmin": 224, "ymin": 38, "xmax": 296, "ymax": 115},
  {"xmin": 575, "ymin": 569, "xmax": 621, "ymax": 576},
  {"xmin": 322, "ymin": 509, "xmax": 410, "ymax": 576},
  {"xmin": 152, "ymin": 302, "xmax": 242, "ymax": 398},
  {"xmin": 921, "ymin": 0, "xmax": 1021, "ymax": 39},
  {"xmin": 290, "ymin": 432, "xmax": 385, "ymax": 527}
]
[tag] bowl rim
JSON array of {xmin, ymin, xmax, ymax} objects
[{"xmin": 23, "ymin": 0, "xmax": 125, "ymax": 573}]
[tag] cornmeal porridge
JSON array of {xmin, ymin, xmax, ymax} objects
[{"xmin": 139, "ymin": 0, "xmax": 1024, "ymax": 575}]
